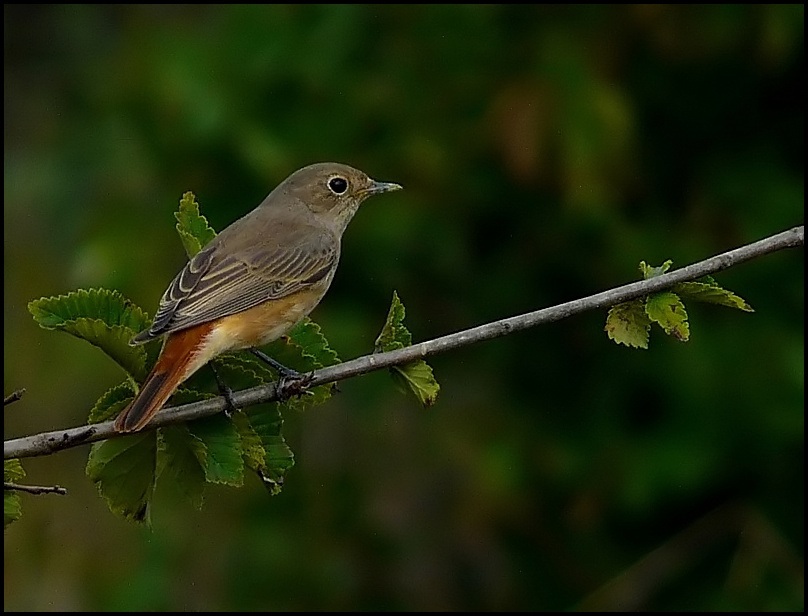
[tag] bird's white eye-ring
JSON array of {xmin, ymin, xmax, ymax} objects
[{"xmin": 327, "ymin": 176, "xmax": 349, "ymax": 195}]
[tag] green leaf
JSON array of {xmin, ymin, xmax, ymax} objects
[
  {"xmin": 160, "ymin": 387, "xmax": 217, "ymax": 416},
  {"xmin": 158, "ymin": 426, "xmax": 207, "ymax": 510},
  {"xmin": 3, "ymin": 490, "xmax": 22, "ymax": 530},
  {"xmin": 391, "ymin": 361, "xmax": 441, "ymax": 407},
  {"xmin": 645, "ymin": 291, "xmax": 690, "ymax": 342},
  {"xmin": 28, "ymin": 289, "xmax": 150, "ymax": 380},
  {"xmin": 63, "ymin": 320, "xmax": 147, "ymax": 380},
  {"xmin": 5, "ymin": 458, "xmax": 26, "ymax": 484},
  {"xmin": 673, "ymin": 281, "xmax": 754, "ymax": 312},
  {"xmin": 605, "ymin": 299, "xmax": 651, "ymax": 349},
  {"xmin": 230, "ymin": 411, "xmax": 268, "ymax": 475},
  {"xmin": 287, "ymin": 317, "xmax": 341, "ymax": 368},
  {"xmin": 203, "ymin": 354, "xmax": 270, "ymax": 392},
  {"xmin": 374, "ymin": 290, "xmax": 410, "ymax": 352},
  {"xmin": 186, "ymin": 415, "xmax": 244, "ymax": 486},
  {"xmin": 86, "ymin": 432, "xmax": 157, "ymax": 525},
  {"xmin": 155, "ymin": 389, "xmax": 244, "ymax": 488},
  {"xmin": 248, "ymin": 405, "xmax": 295, "ymax": 495},
  {"xmin": 375, "ymin": 291, "xmax": 440, "ymax": 407},
  {"xmin": 175, "ymin": 191, "xmax": 217, "ymax": 258},
  {"xmin": 4, "ymin": 459, "xmax": 26, "ymax": 529},
  {"xmin": 28, "ymin": 288, "xmax": 150, "ymax": 331},
  {"xmin": 639, "ymin": 260, "xmax": 673, "ymax": 280},
  {"xmin": 262, "ymin": 330, "xmax": 328, "ymax": 374},
  {"xmin": 88, "ymin": 381, "xmax": 136, "ymax": 423}
]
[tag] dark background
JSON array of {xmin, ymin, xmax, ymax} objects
[{"xmin": 4, "ymin": 5, "xmax": 803, "ymax": 611}]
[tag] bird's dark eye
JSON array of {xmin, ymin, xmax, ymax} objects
[{"xmin": 328, "ymin": 176, "xmax": 349, "ymax": 195}]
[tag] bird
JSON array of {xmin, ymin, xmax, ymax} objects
[{"xmin": 113, "ymin": 162, "xmax": 401, "ymax": 433}]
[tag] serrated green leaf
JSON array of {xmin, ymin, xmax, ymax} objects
[
  {"xmin": 673, "ymin": 281, "xmax": 754, "ymax": 312},
  {"xmin": 375, "ymin": 291, "xmax": 440, "ymax": 407},
  {"xmin": 282, "ymin": 383, "xmax": 335, "ymax": 413},
  {"xmin": 374, "ymin": 290, "xmax": 410, "ymax": 352},
  {"xmin": 287, "ymin": 317, "xmax": 341, "ymax": 367},
  {"xmin": 175, "ymin": 191, "xmax": 217, "ymax": 258},
  {"xmin": 230, "ymin": 411, "xmax": 268, "ymax": 474},
  {"xmin": 639, "ymin": 260, "xmax": 673, "ymax": 280},
  {"xmin": 391, "ymin": 360, "xmax": 440, "ymax": 407},
  {"xmin": 262, "ymin": 334, "xmax": 322, "ymax": 374},
  {"xmin": 59, "ymin": 319, "xmax": 148, "ymax": 380},
  {"xmin": 4, "ymin": 490, "xmax": 22, "ymax": 529},
  {"xmin": 89, "ymin": 381, "xmax": 136, "ymax": 423},
  {"xmin": 248, "ymin": 405, "xmax": 295, "ymax": 495},
  {"xmin": 605, "ymin": 299, "xmax": 651, "ymax": 349},
  {"xmin": 26, "ymin": 291, "xmax": 149, "ymax": 379},
  {"xmin": 186, "ymin": 415, "xmax": 244, "ymax": 486},
  {"xmin": 4, "ymin": 460, "xmax": 26, "ymax": 529},
  {"xmin": 4, "ymin": 459, "xmax": 25, "ymax": 483},
  {"xmin": 28, "ymin": 288, "xmax": 150, "ymax": 332},
  {"xmin": 158, "ymin": 426, "xmax": 207, "ymax": 510},
  {"xmin": 169, "ymin": 388, "xmax": 216, "ymax": 406},
  {"xmin": 86, "ymin": 432, "xmax": 157, "ymax": 525},
  {"xmin": 645, "ymin": 291, "xmax": 690, "ymax": 342},
  {"xmin": 213, "ymin": 354, "xmax": 270, "ymax": 389}
]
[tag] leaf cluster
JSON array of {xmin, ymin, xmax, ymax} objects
[{"xmin": 605, "ymin": 260, "xmax": 753, "ymax": 349}]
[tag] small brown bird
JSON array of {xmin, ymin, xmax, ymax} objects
[{"xmin": 114, "ymin": 162, "xmax": 401, "ymax": 433}]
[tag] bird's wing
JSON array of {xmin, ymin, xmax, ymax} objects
[{"xmin": 131, "ymin": 227, "xmax": 337, "ymax": 344}]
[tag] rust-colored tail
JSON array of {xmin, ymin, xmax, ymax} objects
[{"xmin": 114, "ymin": 323, "xmax": 213, "ymax": 433}]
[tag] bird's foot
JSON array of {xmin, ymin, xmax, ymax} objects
[{"xmin": 276, "ymin": 371, "xmax": 315, "ymax": 401}]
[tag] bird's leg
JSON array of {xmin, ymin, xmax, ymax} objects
[
  {"xmin": 249, "ymin": 348, "xmax": 314, "ymax": 400},
  {"xmin": 249, "ymin": 348, "xmax": 301, "ymax": 378},
  {"xmin": 209, "ymin": 361, "xmax": 239, "ymax": 417}
]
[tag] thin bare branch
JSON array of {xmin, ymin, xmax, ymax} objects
[
  {"xmin": 4, "ymin": 481, "xmax": 68, "ymax": 496},
  {"xmin": 3, "ymin": 225, "xmax": 803, "ymax": 460},
  {"xmin": 4, "ymin": 389, "xmax": 26, "ymax": 406}
]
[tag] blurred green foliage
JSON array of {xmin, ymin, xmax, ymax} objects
[{"xmin": 4, "ymin": 4, "xmax": 803, "ymax": 611}]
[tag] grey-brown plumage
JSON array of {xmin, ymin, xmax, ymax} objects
[
  {"xmin": 131, "ymin": 162, "xmax": 400, "ymax": 344},
  {"xmin": 115, "ymin": 162, "xmax": 401, "ymax": 432}
]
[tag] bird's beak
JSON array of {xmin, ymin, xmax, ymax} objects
[{"xmin": 366, "ymin": 180, "xmax": 403, "ymax": 196}]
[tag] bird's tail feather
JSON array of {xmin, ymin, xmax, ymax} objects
[
  {"xmin": 114, "ymin": 369, "xmax": 176, "ymax": 433},
  {"xmin": 114, "ymin": 324, "xmax": 212, "ymax": 433}
]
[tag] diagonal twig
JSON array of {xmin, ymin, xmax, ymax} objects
[
  {"xmin": 4, "ymin": 481, "xmax": 68, "ymax": 496},
  {"xmin": 3, "ymin": 225, "xmax": 803, "ymax": 460},
  {"xmin": 4, "ymin": 389, "xmax": 26, "ymax": 406}
]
